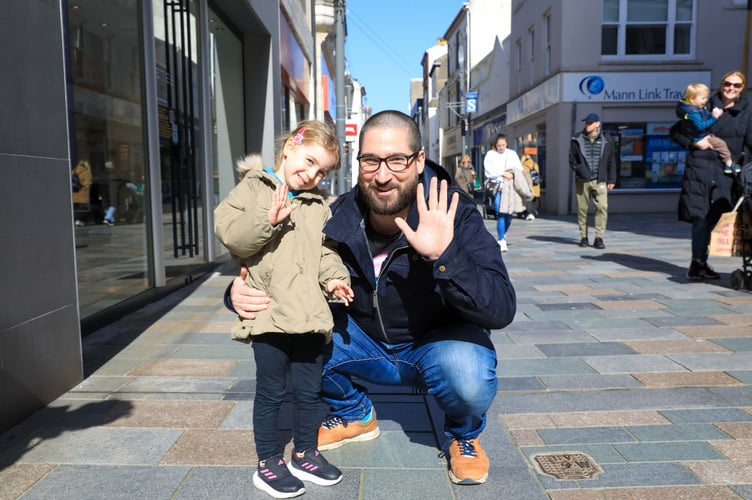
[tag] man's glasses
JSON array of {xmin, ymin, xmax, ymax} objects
[
  {"xmin": 357, "ymin": 152, "xmax": 419, "ymax": 173},
  {"xmin": 722, "ymin": 81, "xmax": 744, "ymax": 89}
]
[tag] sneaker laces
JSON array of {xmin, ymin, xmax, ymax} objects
[
  {"xmin": 439, "ymin": 439, "xmax": 478, "ymax": 458},
  {"xmin": 455, "ymin": 439, "xmax": 478, "ymax": 458},
  {"xmin": 322, "ymin": 415, "xmax": 346, "ymax": 429}
]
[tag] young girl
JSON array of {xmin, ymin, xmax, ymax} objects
[{"xmin": 215, "ymin": 121, "xmax": 353, "ymax": 498}]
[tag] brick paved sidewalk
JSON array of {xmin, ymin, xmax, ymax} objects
[{"xmin": 1, "ymin": 212, "xmax": 751, "ymax": 499}]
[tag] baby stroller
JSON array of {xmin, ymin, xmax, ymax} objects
[
  {"xmin": 730, "ymin": 162, "xmax": 752, "ymax": 290},
  {"xmin": 481, "ymin": 180, "xmax": 500, "ymax": 220}
]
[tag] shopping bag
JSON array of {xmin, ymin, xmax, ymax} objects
[{"xmin": 708, "ymin": 201, "xmax": 752, "ymax": 257}]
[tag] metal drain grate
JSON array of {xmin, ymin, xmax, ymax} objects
[{"xmin": 531, "ymin": 452, "xmax": 602, "ymax": 480}]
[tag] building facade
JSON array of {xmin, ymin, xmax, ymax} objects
[
  {"xmin": 420, "ymin": 41, "xmax": 448, "ymax": 163},
  {"xmin": 506, "ymin": 0, "xmax": 749, "ymax": 215},
  {"xmin": 438, "ymin": 0, "xmax": 513, "ymax": 178},
  {"xmin": 1, "ymin": 0, "xmax": 342, "ymax": 432},
  {"xmin": 425, "ymin": 0, "xmax": 750, "ymax": 215}
]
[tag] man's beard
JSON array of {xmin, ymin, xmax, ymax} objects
[{"xmin": 358, "ymin": 174, "xmax": 419, "ymax": 216}]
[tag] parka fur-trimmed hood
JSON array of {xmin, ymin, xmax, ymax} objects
[{"xmin": 236, "ymin": 153, "xmax": 264, "ymax": 179}]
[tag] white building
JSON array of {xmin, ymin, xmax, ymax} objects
[
  {"xmin": 438, "ymin": 0, "xmax": 513, "ymax": 176},
  {"xmin": 420, "ymin": 40, "xmax": 448, "ymax": 162}
]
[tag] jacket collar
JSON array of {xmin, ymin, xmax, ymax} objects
[{"xmin": 710, "ymin": 93, "xmax": 749, "ymax": 115}]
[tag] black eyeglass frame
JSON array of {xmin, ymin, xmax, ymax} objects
[{"xmin": 356, "ymin": 151, "xmax": 420, "ymax": 173}]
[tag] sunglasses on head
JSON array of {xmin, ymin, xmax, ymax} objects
[{"xmin": 722, "ymin": 81, "xmax": 744, "ymax": 89}]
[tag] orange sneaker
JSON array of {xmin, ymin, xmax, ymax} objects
[
  {"xmin": 444, "ymin": 438, "xmax": 489, "ymax": 485},
  {"xmin": 317, "ymin": 409, "xmax": 380, "ymax": 451}
]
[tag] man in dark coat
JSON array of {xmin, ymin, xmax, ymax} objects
[{"xmin": 569, "ymin": 113, "xmax": 617, "ymax": 249}]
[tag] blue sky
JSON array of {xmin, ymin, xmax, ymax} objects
[{"xmin": 345, "ymin": 0, "xmax": 464, "ymax": 113}]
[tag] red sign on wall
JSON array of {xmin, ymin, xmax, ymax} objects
[{"xmin": 345, "ymin": 122, "xmax": 358, "ymax": 142}]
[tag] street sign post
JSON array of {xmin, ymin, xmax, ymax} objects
[{"xmin": 466, "ymin": 91, "xmax": 478, "ymax": 114}]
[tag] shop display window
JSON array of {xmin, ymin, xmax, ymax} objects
[{"xmin": 602, "ymin": 121, "xmax": 685, "ymax": 189}]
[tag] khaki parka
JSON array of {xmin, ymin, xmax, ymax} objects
[{"xmin": 214, "ymin": 155, "xmax": 349, "ymax": 343}]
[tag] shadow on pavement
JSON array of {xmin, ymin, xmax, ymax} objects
[
  {"xmin": 525, "ymin": 235, "xmax": 580, "ymax": 245},
  {"xmin": 0, "ymin": 400, "xmax": 133, "ymax": 471},
  {"xmin": 581, "ymin": 252, "xmax": 733, "ymax": 288}
]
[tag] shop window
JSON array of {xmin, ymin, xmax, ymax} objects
[
  {"xmin": 602, "ymin": 122, "xmax": 685, "ymax": 189},
  {"xmin": 67, "ymin": 0, "xmax": 150, "ymax": 317},
  {"xmin": 601, "ymin": 0, "xmax": 694, "ymax": 58}
]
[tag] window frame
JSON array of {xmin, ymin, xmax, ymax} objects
[
  {"xmin": 601, "ymin": 0, "xmax": 695, "ymax": 60},
  {"xmin": 528, "ymin": 25, "xmax": 535, "ymax": 86},
  {"xmin": 515, "ymin": 38, "xmax": 522, "ymax": 94},
  {"xmin": 543, "ymin": 11, "xmax": 551, "ymax": 76}
]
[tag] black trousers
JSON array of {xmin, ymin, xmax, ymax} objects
[{"xmin": 251, "ymin": 332, "xmax": 326, "ymax": 460}]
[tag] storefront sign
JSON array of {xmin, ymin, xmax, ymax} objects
[
  {"xmin": 280, "ymin": 12, "xmax": 310, "ymax": 99},
  {"xmin": 472, "ymin": 114, "xmax": 507, "ymax": 146},
  {"xmin": 562, "ymin": 71, "xmax": 710, "ymax": 103},
  {"xmin": 507, "ymin": 71, "xmax": 711, "ymax": 124},
  {"xmin": 506, "ymin": 74, "xmax": 560, "ymax": 124}
]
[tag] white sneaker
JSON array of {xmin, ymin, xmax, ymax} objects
[
  {"xmin": 526, "ymin": 214, "xmax": 536, "ymax": 221},
  {"xmin": 75, "ymin": 220, "xmax": 85, "ymax": 227},
  {"xmin": 498, "ymin": 239, "xmax": 508, "ymax": 252}
]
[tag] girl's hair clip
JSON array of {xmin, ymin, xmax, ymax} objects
[{"xmin": 292, "ymin": 127, "xmax": 306, "ymax": 145}]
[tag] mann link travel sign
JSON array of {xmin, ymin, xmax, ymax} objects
[{"xmin": 507, "ymin": 71, "xmax": 711, "ymax": 125}]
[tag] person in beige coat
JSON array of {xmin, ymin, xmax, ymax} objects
[
  {"xmin": 454, "ymin": 154, "xmax": 476, "ymax": 195},
  {"xmin": 520, "ymin": 154, "xmax": 541, "ymax": 220},
  {"xmin": 214, "ymin": 121, "xmax": 353, "ymax": 498},
  {"xmin": 494, "ymin": 167, "xmax": 534, "ymax": 252}
]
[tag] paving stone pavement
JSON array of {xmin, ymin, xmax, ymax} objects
[{"xmin": 1, "ymin": 212, "xmax": 752, "ymax": 499}]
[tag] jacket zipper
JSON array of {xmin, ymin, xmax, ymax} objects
[{"xmin": 372, "ymin": 242, "xmax": 408, "ymax": 344}]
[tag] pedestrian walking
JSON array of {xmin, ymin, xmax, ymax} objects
[{"xmin": 569, "ymin": 113, "xmax": 617, "ymax": 249}]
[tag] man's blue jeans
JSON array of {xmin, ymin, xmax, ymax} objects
[{"xmin": 322, "ymin": 305, "xmax": 498, "ymax": 441}]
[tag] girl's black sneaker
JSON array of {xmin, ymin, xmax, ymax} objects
[
  {"xmin": 253, "ymin": 455, "xmax": 305, "ymax": 499},
  {"xmin": 289, "ymin": 448, "xmax": 343, "ymax": 486}
]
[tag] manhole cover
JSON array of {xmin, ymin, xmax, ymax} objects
[{"xmin": 531, "ymin": 452, "xmax": 602, "ymax": 480}]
